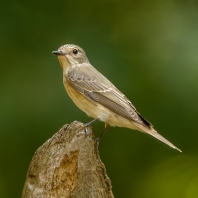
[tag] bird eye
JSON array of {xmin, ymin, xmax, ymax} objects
[{"xmin": 73, "ymin": 49, "xmax": 78, "ymax": 54}]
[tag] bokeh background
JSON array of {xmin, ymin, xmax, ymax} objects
[{"xmin": 1, "ymin": 0, "xmax": 198, "ymax": 197}]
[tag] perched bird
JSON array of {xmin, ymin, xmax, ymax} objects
[{"xmin": 52, "ymin": 44, "xmax": 181, "ymax": 152}]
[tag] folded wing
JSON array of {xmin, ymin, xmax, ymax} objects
[{"xmin": 67, "ymin": 64, "xmax": 152, "ymax": 128}]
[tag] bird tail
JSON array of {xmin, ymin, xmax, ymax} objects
[{"xmin": 134, "ymin": 123, "xmax": 182, "ymax": 152}]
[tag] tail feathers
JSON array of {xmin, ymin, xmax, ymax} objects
[
  {"xmin": 148, "ymin": 128, "xmax": 181, "ymax": 152},
  {"xmin": 134, "ymin": 124, "xmax": 182, "ymax": 152}
]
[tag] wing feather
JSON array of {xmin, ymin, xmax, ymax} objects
[{"xmin": 67, "ymin": 64, "xmax": 152, "ymax": 128}]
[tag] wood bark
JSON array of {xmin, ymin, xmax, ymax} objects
[{"xmin": 22, "ymin": 121, "xmax": 114, "ymax": 198}]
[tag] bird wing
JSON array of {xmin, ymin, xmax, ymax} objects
[{"xmin": 67, "ymin": 64, "xmax": 152, "ymax": 128}]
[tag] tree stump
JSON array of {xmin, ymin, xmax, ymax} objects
[{"xmin": 22, "ymin": 121, "xmax": 114, "ymax": 198}]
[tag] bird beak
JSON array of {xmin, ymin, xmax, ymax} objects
[{"xmin": 52, "ymin": 51, "xmax": 66, "ymax": 55}]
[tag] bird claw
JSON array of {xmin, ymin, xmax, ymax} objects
[
  {"xmin": 83, "ymin": 118, "xmax": 98, "ymax": 137},
  {"xmin": 84, "ymin": 125, "xmax": 90, "ymax": 137},
  {"xmin": 95, "ymin": 137, "xmax": 101, "ymax": 150}
]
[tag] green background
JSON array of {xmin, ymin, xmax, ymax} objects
[{"xmin": 1, "ymin": 0, "xmax": 198, "ymax": 197}]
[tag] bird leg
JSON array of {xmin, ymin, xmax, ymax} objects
[
  {"xmin": 83, "ymin": 118, "xmax": 99, "ymax": 136},
  {"xmin": 96, "ymin": 123, "xmax": 110, "ymax": 148}
]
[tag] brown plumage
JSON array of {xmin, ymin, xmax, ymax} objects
[
  {"xmin": 53, "ymin": 44, "xmax": 181, "ymax": 152},
  {"xmin": 68, "ymin": 65, "xmax": 151, "ymax": 128}
]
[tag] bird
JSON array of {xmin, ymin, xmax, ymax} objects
[{"xmin": 52, "ymin": 44, "xmax": 181, "ymax": 152}]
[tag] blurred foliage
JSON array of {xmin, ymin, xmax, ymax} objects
[{"xmin": 1, "ymin": 0, "xmax": 198, "ymax": 197}]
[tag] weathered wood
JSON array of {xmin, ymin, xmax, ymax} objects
[{"xmin": 22, "ymin": 121, "xmax": 114, "ymax": 198}]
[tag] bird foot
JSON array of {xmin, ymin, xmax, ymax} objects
[
  {"xmin": 83, "ymin": 125, "xmax": 90, "ymax": 137},
  {"xmin": 95, "ymin": 137, "xmax": 101, "ymax": 150}
]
